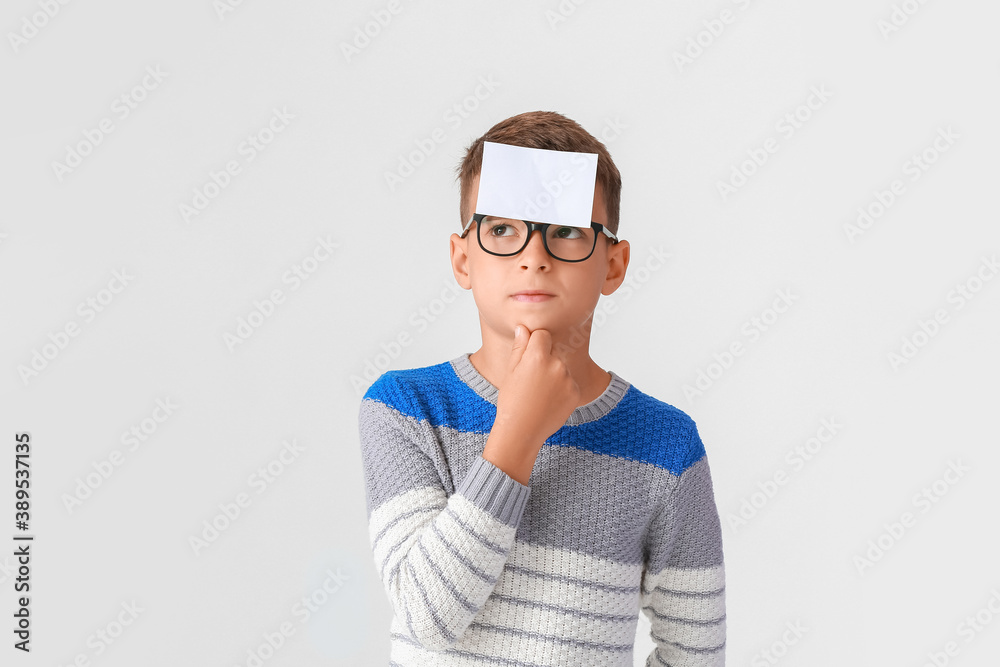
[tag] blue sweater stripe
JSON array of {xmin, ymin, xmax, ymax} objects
[{"xmin": 363, "ymin": 361, "xmax": 702, "ymax": 477}]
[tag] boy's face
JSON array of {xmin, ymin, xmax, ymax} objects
[{"xmin": 450, "ymin": 174, "xmax": 630, "ymax": 343}]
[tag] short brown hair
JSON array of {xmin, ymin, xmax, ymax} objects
[{"xmin": 454, "ymin": 111, "xmax": 622, "ymax": 237}]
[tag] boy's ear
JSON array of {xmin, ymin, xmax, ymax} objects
[
  {"xmin": 601, "ymin": 239, "xmax": 630, "ymax": 296},
  {"xmin": 450, "ymin": 233, "xmax": 473, "ymax": 290}
]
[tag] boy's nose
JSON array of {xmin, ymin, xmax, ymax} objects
[{"xmin": 519, "ymin": 229, "xmax": 551, "ymax": 265}]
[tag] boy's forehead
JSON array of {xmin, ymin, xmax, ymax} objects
[{"xmin": 476, "ymin": 141, "xmax": 598, "ymax": 228}]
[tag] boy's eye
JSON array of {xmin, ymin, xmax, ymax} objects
[
  {"xmin": 483, "ymin": 218, "xmax": 522, "ymax": 237},
  {"xmin": 552, "ymin": 226, "xmax": 582, "ymax": 239}
]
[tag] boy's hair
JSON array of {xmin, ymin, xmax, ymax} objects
[{"xmin": 454, "ymin": 111, "xmax": 622, "ymax": 237}]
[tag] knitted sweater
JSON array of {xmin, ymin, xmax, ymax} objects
[{"xmin": 358, "ymin": 352, "xmax": 726, "ymax": 666}]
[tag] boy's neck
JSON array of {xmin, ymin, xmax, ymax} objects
[{"xmin": 468, "ymin": 345, "xmax": 612, "ymax": 409}]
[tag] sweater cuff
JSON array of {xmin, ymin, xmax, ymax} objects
[{"xmin": 456, "ymin": 456, "xmax": 531, "ymax": 527}]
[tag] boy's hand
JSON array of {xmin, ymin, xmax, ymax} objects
[{"xmin": 493, "ymin": 324, "xmax": 582, "ymax": 448}]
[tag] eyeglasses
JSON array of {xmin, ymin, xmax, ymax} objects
[{"xmin": 460, "ymin": 213, "xmax": 619, "ymax": 263}]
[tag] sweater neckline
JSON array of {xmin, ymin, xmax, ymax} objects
[{"xmin": 449, "ymin": 352, "xmax": 630, "ymax": 425}]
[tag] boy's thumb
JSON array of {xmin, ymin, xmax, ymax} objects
[{"xmin": 509, "ymin": 324, "xmax": 528, "ymax": 370}]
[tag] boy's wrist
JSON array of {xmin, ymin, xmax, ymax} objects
[{"xmin": 482, "ymin": 429, "xmax": 542, "ymax": 486}]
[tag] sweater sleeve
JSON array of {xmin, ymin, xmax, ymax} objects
[
  {"xmin": 640, "ymin": 421, "xmax": 726, "ymax": 666},
  {"xmin": 358, "ymin": 374, "xmax": 531, "ymax": 651}
]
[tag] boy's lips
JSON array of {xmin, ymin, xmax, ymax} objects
[{"xmin": 512, "ymin": 290, "xmax": 554, "ymax": 302}]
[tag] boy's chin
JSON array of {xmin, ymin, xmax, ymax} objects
[{"xmin": 499, "ymin": 317, "xmax": 565, "ymax": 334}]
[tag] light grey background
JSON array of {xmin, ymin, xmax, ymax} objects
[{"xmin": 2, "ymin": 1, "xmax": 998, "ymax": 665}]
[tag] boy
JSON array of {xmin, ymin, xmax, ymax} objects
[{"xmin": 358, "ymin": 111, "xmax": 726, "ymax": 665}]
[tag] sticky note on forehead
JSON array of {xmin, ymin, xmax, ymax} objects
[{"xmin": 477, "ymin": 141, "xmax": 598, "ymax": 228}]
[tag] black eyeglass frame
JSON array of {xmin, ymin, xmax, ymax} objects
[{"xmin": 459, "ymin": 213, "xmax": 619, "ymax": 263}]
